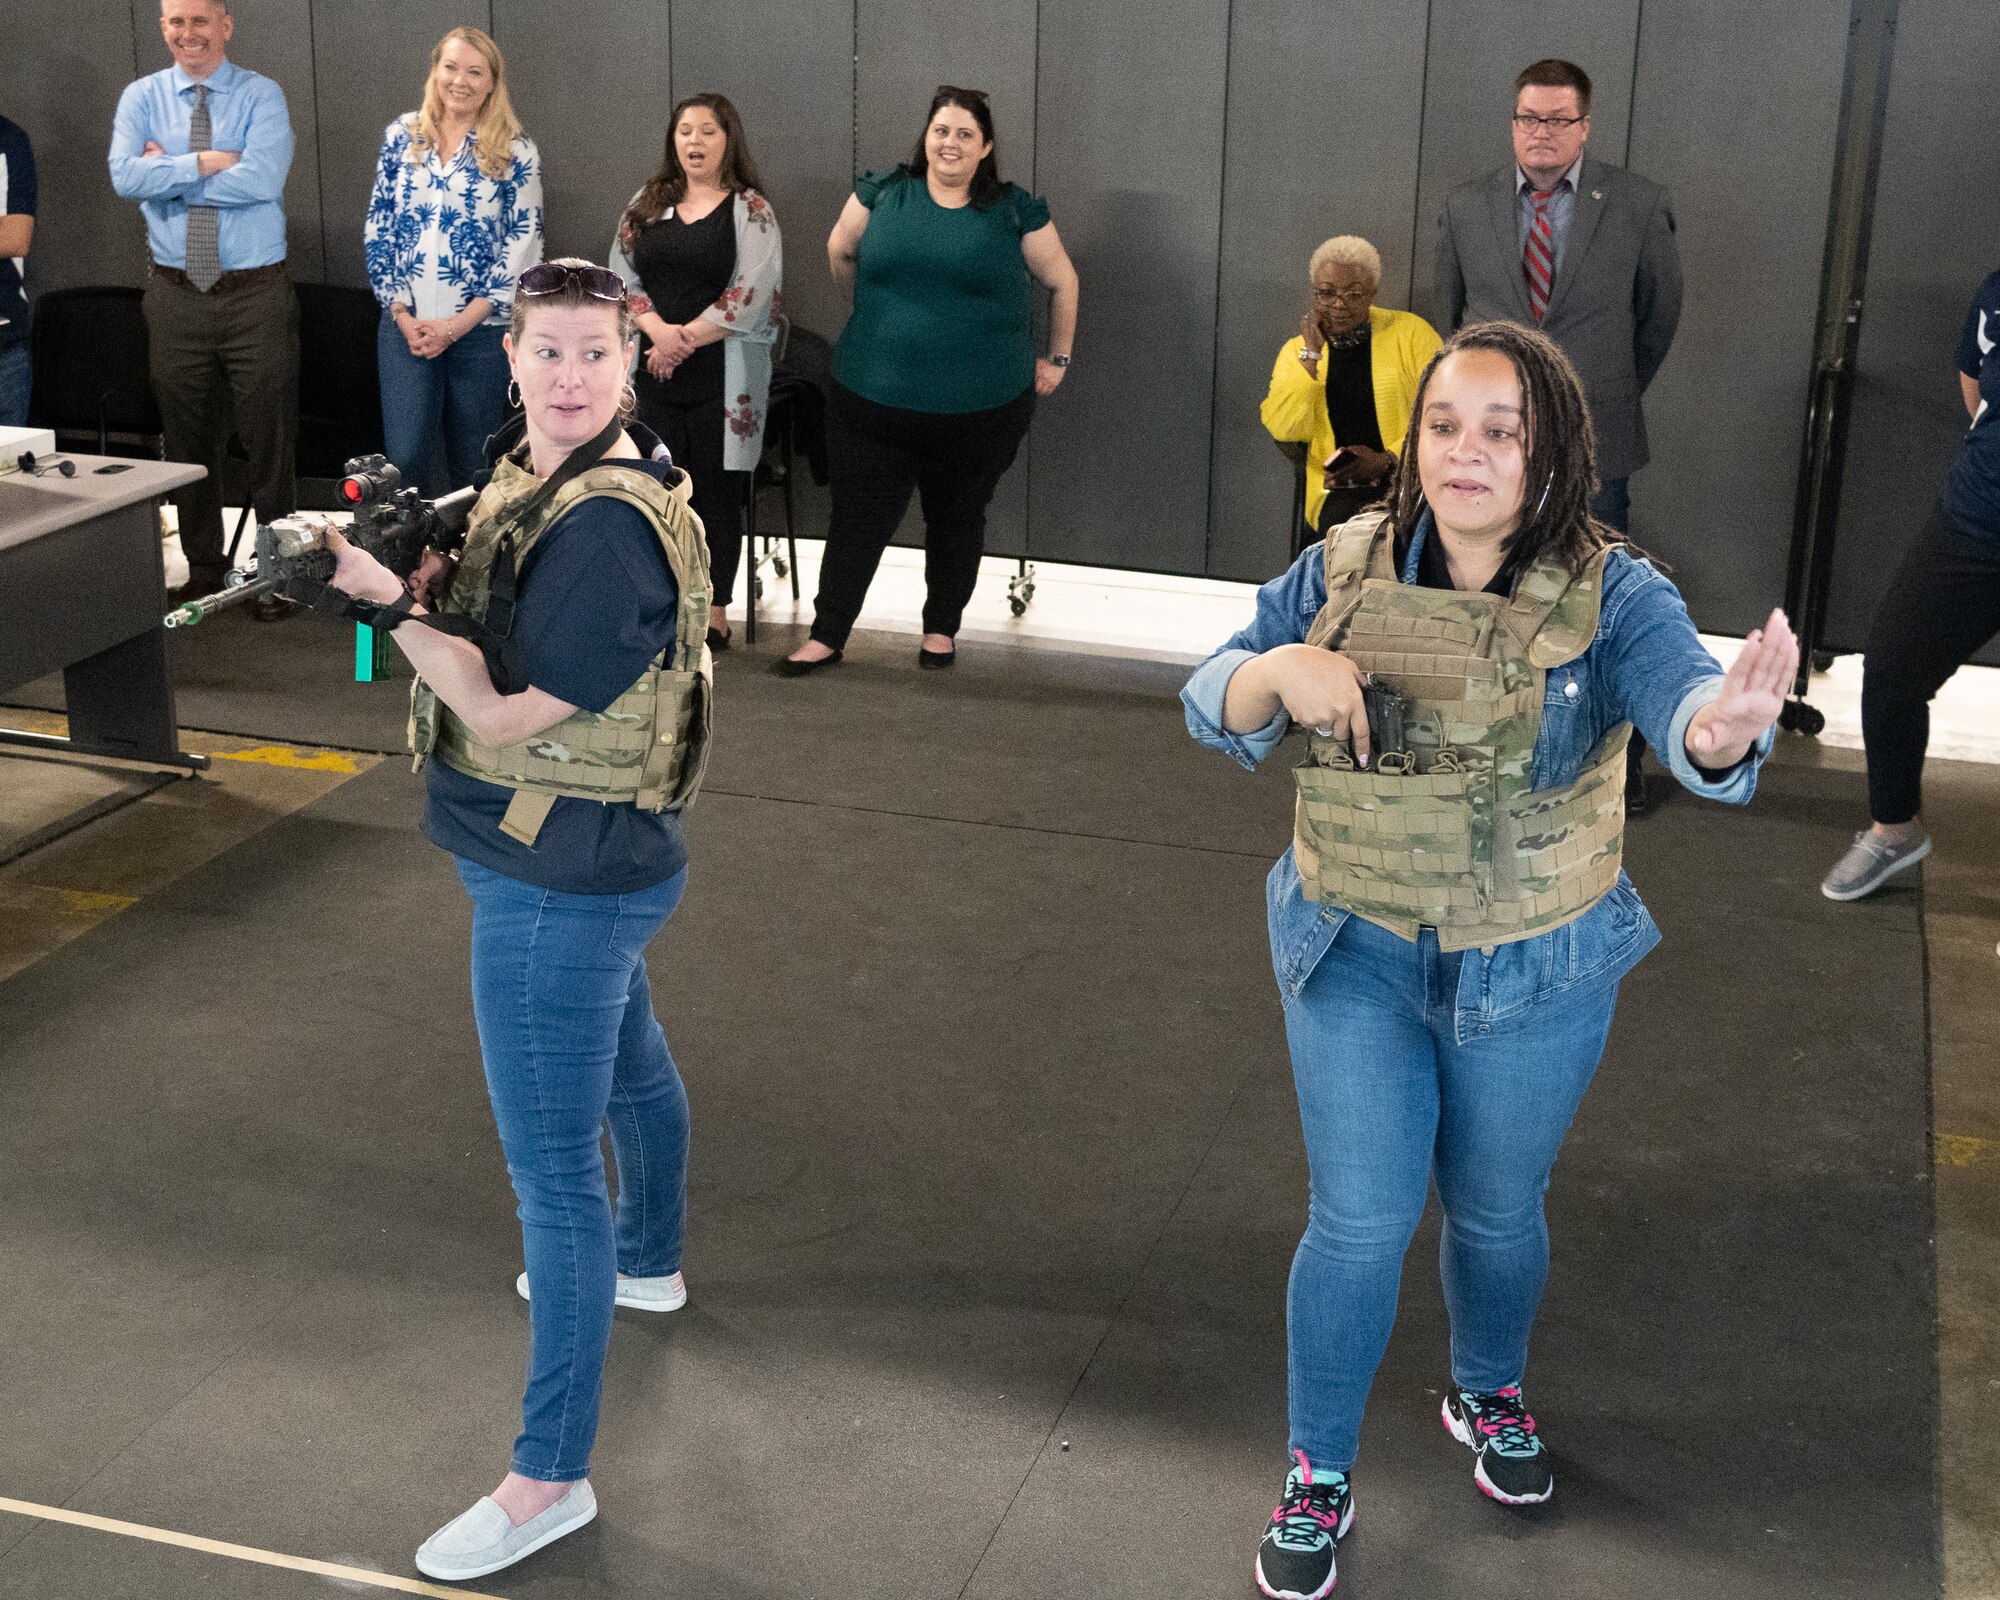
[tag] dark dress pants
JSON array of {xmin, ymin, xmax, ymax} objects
[
  {"xmin": 143, "ymin": 267, "xmax": 299, "ymax": 575},
  {"xmin": 638, "ymin": 378, "xmax": 748, "ymax": 608},
  {"xmin": 809, "ymin": 382, "xmax": 1034, "ymax": 650},
  {"xmin": 1860, "ymin": 507, "xmax": 2000, "ymax": 823}
]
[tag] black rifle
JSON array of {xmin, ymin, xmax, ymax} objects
[{"xmin": 164, "ymin": 455, "xmax": 477, "ymax": 629}]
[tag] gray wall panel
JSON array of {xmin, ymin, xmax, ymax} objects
[
  {"xmin": 1827, "ymin": 0, "xmax": 2000, "ymax": 664},
  {"xmin": 672, "ymin": 0, "xmax": 853, "ymax": 348},
  {"xmin": 1028, "ymin": 0, "xmax": 1229, "ymax": 573},
  {"xmin": 1205, "ymin": 0, "xmax": 1431, "ymax": 583},
  {"xmin": 4, "ymin": 0, "xmax": 142, "ymax": 294},
  {"xmin": 855, "ymin": 0, "xmax": 1038, "ymax": 556},
  {"xmin": 493, "ymin": 0, "xmax": 671, "ymax": 267},
  {"xmin": 311, "ymin": 0, "xmax": 481, "ymax": 290},
  {"xmin": 1409, "ymin": 1, "xmax": 1637, "ymax": 326},
  {"xmin": 1622, "ymin": 0, "xmax": 1849, "ymax": 637}
]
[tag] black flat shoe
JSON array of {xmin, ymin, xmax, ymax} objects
[
  {"xmin": 917, "ymin": 646, "xmax": 956, "ymax": 670},
  {"xmin": 770, "ymin": 649, "xmax": 842, "ymax": 678},
  {"xmin": 706, "ymin": 626, "xmax": 732, "ymax": 652}
]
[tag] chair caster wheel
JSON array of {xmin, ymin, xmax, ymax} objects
[
  {"xmin": 773, "ymin": 556, "xmax": 790, "ymax": 578},
  {"xmin": 1009, "ymin": 598, "xmax": 1027, "ymax": 617},
  {"xmin": 753, "ymin": 577, "xmax": 764, "ymax": 600},
  {"xmin": 1779, "ymin": 699, "xmax": 1825, "ymax": 737},
  {"xmin": 1810, "ymin": 649, "xmax": 1835, "ymax": 674}
]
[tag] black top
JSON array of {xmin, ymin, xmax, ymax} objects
[
  {"xmin": 0, "ymin": 116, "xmax": 37, "ymax": 352},
  {"xmin": 1322, "ymin": 341, "xmax": 1383, "ymax": 454},
  {"xmin": 1946, "ymin": 268, "xmax": 2000, "ymax": 547},
  {"xmin": 631, "ymin": 200, "xmax": 737, "ymax": 403},
  {"xmin": 423, "ymin": 441, "xmax": 689, "ymax": 894},
  {"xmin": 1394, "ymin": 516, "xmax": 1522, "ymax": 597}
]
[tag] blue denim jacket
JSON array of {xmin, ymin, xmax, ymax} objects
[{"xmin": 1181, "ymin": 525, "xmax": 1774, "ymax": 1036}]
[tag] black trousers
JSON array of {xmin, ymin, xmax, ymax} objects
[
  {"xmin": 809, "ymin": 381, "xmax": 1034, "ymax": 649},
  {"xmin": 638, "ymin": 384, "xmax": 749, "ymax": 607},
  {"xmin": 1860, "ymin": 506, "xmax": 2000, "ymax": 823},
  {"xmin": 143, "ymin": 266, "xmax": 299, "ymax": 574}
]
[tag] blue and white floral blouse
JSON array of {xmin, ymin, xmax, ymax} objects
[{"xmin": 364, "ymin": 117, "xmax": 542, "ymax": 326}]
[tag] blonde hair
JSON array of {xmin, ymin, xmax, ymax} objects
[
  {"xmin": 1308, "ymin": 235, "xmax": 1383, "ymax": 290},
  {"xmin": 407, "ymin": 28, "xmax": 521, "ymax": 181}
]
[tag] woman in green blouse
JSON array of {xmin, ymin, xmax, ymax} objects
[{"xmin": 775, "ymin": 86, "xmax": 1080, "ymax": 675}]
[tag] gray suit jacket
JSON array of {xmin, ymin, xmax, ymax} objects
[{"xmin": 1435, "ymin": 154, "xmax": 1683, "ymax": 481}]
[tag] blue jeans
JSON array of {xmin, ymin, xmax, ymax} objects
[
  {"xmin": 377, "ymin": 314, "xmax": 511, "ymax": 495},
  {"xmin": 456, "ymin": 857, "xmax": 691, "ymax": 1482},
  {"xmin": 0, "ymin": 341, "xmax": 29, "ymax": 427},
  {"xmin": 1283, "ymin": 913, "xmax": 1618, "ymax": 1473}
]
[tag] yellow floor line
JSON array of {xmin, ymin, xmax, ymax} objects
[
  {"xmin": 206, "ymin": 746, "xmax": 364, "ymax": 774},
  {"xmin": 0, "ymin": 1496, "xmax": 508, "ymax": 1600}
]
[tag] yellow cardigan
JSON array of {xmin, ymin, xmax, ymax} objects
[{"xmin": 1260, "ymin": 305, "xmax": 1442, "ymax": 531}]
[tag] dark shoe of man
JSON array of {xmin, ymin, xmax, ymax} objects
[
  {"xmin": 1441, "ymin": 1384, "xmax": 1554, "ymax": 1505},
  {"xmin": 1254, "ymin": 1451, "xmax": 1352, "ymax": 1599},
  {"xmin": 1624, "ymin": 742, "xmax": 1652, "ymax": 819},
  {"xmin": 1820, "ymin": 828, "xmax": 1931, "ymax": 901}
]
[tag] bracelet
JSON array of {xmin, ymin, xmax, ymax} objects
[{"xmin": 1298, "ymin": 346, "xmax": 1322, "ymax": 364}]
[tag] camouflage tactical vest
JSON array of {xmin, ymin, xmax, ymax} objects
[
  {"xmin": 1292, "ymin": 512, "xmax": 1628, "ymax": 952},
  {"xmin": 409, "ymin": 447, "xmax": 713, "ymax": 847}
]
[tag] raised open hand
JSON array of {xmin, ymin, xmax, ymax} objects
[{"xmin": 1685, "ymin": 607, "xmax": 1798, "ymax": 767}]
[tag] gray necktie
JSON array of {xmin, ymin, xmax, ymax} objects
[{"xmin": 185, "ymin": 84, "xmax": 222, "ymax": 291}]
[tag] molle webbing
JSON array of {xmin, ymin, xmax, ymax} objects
[{"xmin": 1291, "ymin": 514, "xmax": 1624, "ymax": 951}]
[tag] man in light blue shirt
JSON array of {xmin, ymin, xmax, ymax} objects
[{"xmin": 110, "ymin": 0, "xmax": 297, "ymax": 591}]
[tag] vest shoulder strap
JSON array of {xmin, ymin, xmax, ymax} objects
[{"xmin": 1504, "ymin": 546, "xmax": 1611, "ymax": 667}]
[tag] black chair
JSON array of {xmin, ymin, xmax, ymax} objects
[
  {"xmin": 741, "ymin": 320, "xmax": 831, "ymax": 643},
  {"xmin": 226, "ymin": 281, "xmax": 384, "ymax": 560},
  {"xmin": 1274, "ymin": 438, "xmax": 1311, "ymax": 558},
  {"xmin": 26, "ymin": 286, "xmax": 164, "ymax": 456}
]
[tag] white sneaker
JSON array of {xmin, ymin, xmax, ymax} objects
[
  {"xmin": 162, "ymin": 530, "xmax": 190, "ymax": 591},
  {"xmin": 415, "ymin": 1480, "xmax": 595, "ymax": 1581},
  {"xmin": 515, "ymin": 1269, "xmax": 687, "ymax": 1313}
]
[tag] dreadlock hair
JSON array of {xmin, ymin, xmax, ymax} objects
[{"xmin": 1380, "ymin": 320, "xmax": 1615, "ymax": 577}]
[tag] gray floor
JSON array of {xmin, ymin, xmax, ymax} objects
[{"xmin": 0, "ymin": 613, "xmax": 1940, "ymax": 1597}]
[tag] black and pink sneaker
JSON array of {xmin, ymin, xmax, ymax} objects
[
  {"xmin": 1441, "ymin": 1384, "xmax": 1554, "ymax": 1505},
  {"xmin": 1254, "ymin": 1449, "xmax": 1353, "ymax": 1599}
]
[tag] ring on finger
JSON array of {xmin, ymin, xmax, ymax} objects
[{"xmin": 1313, "ymin": 723, "xmax": 1335, "ymax": 737}]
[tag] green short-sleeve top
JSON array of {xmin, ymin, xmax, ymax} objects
[{"xmin": 833, "ymin": 167, "xmax": 1052, "ymax": 415}]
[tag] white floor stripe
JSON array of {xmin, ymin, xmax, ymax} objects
[{"xmin": 0, "ymin": 1495, "xmax": 508, "ymax": 1600}]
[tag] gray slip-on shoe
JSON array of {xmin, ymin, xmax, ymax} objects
[
  {"xmin": 1821, "ymin": 829, "xmax": 1931, "ymax": 901},
  {"xmin": 415, "ymin": 1480, "xmax": 596, "ymax": 1581},
  {"xmin": 516, "ymin": 1269, "xmax": 687, "ymax": 1312}
]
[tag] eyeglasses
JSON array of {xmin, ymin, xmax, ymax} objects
[
  {"xmin": 519, "ymin": 262, "xmax": 626, "ymax": 302},
  {"xmin": 1312, "ymin": 285, "xmax": 1373, "ymax": 304},
  {"xmin": 935, "ymin": 84, "xmax": 989, "ymax": 103},
  {"xmin": 1512, "ymin": 113, "xmax": 1586, "ymax": 130}
]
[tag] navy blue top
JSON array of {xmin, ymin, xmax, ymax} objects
[
  {"xmin": 423, "ymin": 452, "xmax": 689, "ymax": 894},
  {"xmin": 0, "ymin": 116, "xmax": 37, "ymax": 352},
  {"xmin": 1945, "ymin": 269, "xmax": 2000, "ymax": 546}
]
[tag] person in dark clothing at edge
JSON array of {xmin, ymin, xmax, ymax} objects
[
  {"xmin": 1821, "ymin": 264, "xmax": 2000, "ymax": 900},
  {"xmin": 323, "ymin": 258, "xmax": 712, "ymax": 1585},
  {"xmin": 1184, "ymin": 323, "xmax": 1794, "ymax": 1600},
  {"xmin": 610, "ymin": 91, "xmax": 783, "ymax": 653}
]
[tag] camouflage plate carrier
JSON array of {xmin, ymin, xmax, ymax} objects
[
  {"xmin": 409, "ymin": 448, "xmax": 713, "ymax": 847},
  {"xmin": 1292, "ymin": 511, "xmax": 1628, "ymax": 952}
]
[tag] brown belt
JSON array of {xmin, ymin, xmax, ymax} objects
[{"xmin": 149, "ymin": 260, "xmax": 287, "ymax": 293}]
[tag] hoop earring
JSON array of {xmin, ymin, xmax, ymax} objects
[
  {"xmin": 619, "ymin": 381, "xmax": 637, "ymax": 418},
  {"xmin": 1532, "ymin": 476, "xmax": 1552, "ymax": 523},
  {"xmin": 506, "ymin": 380, "xmax": 521, "ymax": 409}
]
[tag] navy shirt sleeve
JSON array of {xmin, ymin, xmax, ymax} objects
[
  {"xmin": 0, "ymin": 118, "xmax": 36, "ymax": 216},
  {"xmin": 513, "ymin": 495, "xmax": 678, "ymax": 712},
  {"xmin": 1957, "ymin": 272, "xmax": 1999, "ymax": 382}
]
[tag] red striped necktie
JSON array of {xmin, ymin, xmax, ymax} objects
[{"xmin": 1523, "ymin": 187, "xmax": 1558, "ymax": 322}]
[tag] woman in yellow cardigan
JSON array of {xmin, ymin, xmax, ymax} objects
[{"xmin": 1262, "ymin": 235, "xmax": 1441, "ymax": 552}]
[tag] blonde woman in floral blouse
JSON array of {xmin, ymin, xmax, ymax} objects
[
  {"xmin": 365, "ymin": 27, "xmax": 541, "ymax": 494},
  {"xmin": 610, "ymin": 93, "xmax": 782, "ymax": 649}
]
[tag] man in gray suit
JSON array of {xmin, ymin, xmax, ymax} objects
[{"xmin": 1435, "ymin": 56, "xmax": 1683, "ymax": 808}]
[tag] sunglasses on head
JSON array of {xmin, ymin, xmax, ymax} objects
[
  {"xmin": 934, "ymin": 84, "xmax": 989, "ymax": 103},
  {"xmin": 519, "ymin": 262, "xmax": 626, "ymax": 302}
]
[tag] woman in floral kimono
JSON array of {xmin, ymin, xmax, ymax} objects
[
  {"xmin": 610, "ymin": 93, "xmax": 783, "ymax": 649},
  {"xmin": 364, "ymin": 27, "xmax": 542, "ymax": 495}
]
